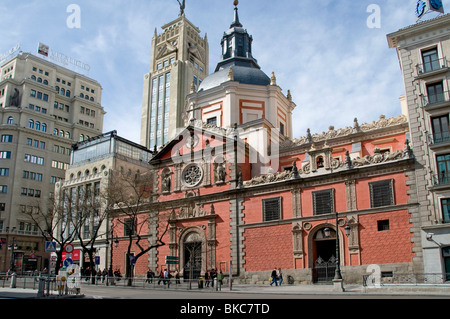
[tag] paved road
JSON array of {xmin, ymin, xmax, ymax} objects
[{"xmin": 1, "ymin": 282, "xmax": 449, "ymax": 299}]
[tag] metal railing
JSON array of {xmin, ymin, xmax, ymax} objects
[
  {"xmin": 428, "ymin": 132, "xmax": 450, "ymax": 146},
  {"xmin": 431, "ymin": 171, "xmax": 450, "ymax": 188},
  {"xmin": 422, "ymin": 90, "xmax": 450, "ymax": 107},
  {"xmin": 0, "ymin": 273, "xmax": 81, "ymax": 297},
  {"xmin": 79, "ymin": 275, "xmax": 227, "ymax": 291},
  {"xmin": 417, "ymin": 57, "xmax": 450, "ymax": 75}
]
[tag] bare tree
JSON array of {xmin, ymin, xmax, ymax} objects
[
  {"xmin": 23, "ymin": 189, "xmax": 77, "ymax": 275},
  {"xmin": 70, "ymin": 182, "xmax": 110, "ymax": 283},
  {"xmin": 105, "ymin": 169, "xmax": 169, "ymax": 286}
]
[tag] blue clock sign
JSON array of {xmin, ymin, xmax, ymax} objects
[
  {"xmin": 416, "ymin": 0, "xmax": 427, "ymax": 17},
  {"xmin": 430, "ymin": 0, "xmax": 443, "ymax": 10}
]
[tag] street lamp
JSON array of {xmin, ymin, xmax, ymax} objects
[
  {"xmin": 324, "ymin": 212, "xmax": 351, "ymax": 290},
  {"xmin": 8, "ymin": 238, "xmax": 18, "ymax": 274}
]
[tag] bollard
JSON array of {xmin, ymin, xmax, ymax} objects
[
  {"xmin": 37, "ymin": 277, "xmax": 45, "ymax": 298},
  {"xmin": 10, "ymin": 273, "xmax": 16, "ymax": 288}
]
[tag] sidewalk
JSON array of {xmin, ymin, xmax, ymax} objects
[
  {"xmin": 230, "ymin": 283, "xmax": 450, "ymax": 296},
  {"xmin": 0, "ymin": 283, "xmax": 449, "ymax": 299},
  {"xmin": 0, "ymin": 287, "xmax": 84, "ymax": 299}
]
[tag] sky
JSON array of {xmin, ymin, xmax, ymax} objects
[{"xmin": 0, "ymin": 0, "xmax": 446, "ymax": 144}]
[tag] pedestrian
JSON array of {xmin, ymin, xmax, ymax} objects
[
  {"xmin": 270, "ymin": 267, "xmax": 278, "ymax": 286},
  {"xmin": 175, "ymin": 269, "xmax": 180, "ymax": 285},
  {"xmin": 158, "ymin": 269, "xmax": 164, "ymax": 285},
  {"xmin": 146, "ymin": 268, "xmax": 154, "ymax": 283},
  {"xmin": 164, "ymin": 268, "xmax": 171, "ymax": 287},
  {"xmin": 101, "ymin": 268, "xmax": 108, "ymax": 283},
  {"xmin": 205, "ymin": 270, "xmax": 210, "ymax": 287},
  {"xmin": 210, "ymin": 268, "xmax": 216, "ymax": 287},
  {"xmin": 217, "ymin": 271, "xmax": 224, "ymax": 290},
  {"xmin": 278, "ymin": 268, "xmax": 283, "ymax": 286}
]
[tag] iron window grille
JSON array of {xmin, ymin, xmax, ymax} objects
[
  {"xmin": 369, "ymin": 179, "xmax": 394, "ymax": 208},
  {"xmin": 262, "ymin": 197, "xmax": 281, "ymax": 221},
  {"xmin": 312, "ymin": 189, "xmax": 334, "ymax": 216}
]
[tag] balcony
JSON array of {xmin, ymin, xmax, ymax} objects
[
  {"xmin": 416, "ymin": 57, "xmax": 450, "ymax": 79},
  {"xmin": 428, "ymin": 132, "xmax": 450, "ymax": 147},
  {"xmin": 421, "ymin": 90, "xmax": 450, "ymax": 109},
  {"xmin": 431, "ymin": 171, "xmax": 450, "ymax": 188}
]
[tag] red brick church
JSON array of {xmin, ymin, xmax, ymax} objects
[{"xmin": 111, "ymin": 4, "xmax": 420, "ymax": 284}]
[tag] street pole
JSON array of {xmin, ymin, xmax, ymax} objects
[
  {"xmin": 334, "ymin": 212, "xmax": 342, "ymax": 280},
  {"xmin": 330, "ymin": 212, "xmax": 346, "ymax": 292}
]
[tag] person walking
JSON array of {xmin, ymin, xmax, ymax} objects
[
  {"xmin": 158, "ymin": 269, "xmax": 164, "ymax": 285},
  {"xmin": 278, "ymin": 268, "xmax": 283, "ymax": 286},
  {"xmin": 205, "ymin": 270, "xmax": 210, "ymax": 287},
  {"xmin": 217, "ymin": 271, "xmax": 224, "ymax": 290},
  {"xmin": 210, "ymin": 269, "xmax": 216, "ymax": 288},
  {"xmin": 146, "ymin": 268, "xmax": 154, "ymax": 283},
  {"xmin": 270, "ymin": 267, "xmax": 278, "ymax": 286}
]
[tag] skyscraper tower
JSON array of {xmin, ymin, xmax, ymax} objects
[{"xmin": 140, "ymin": 10, "xmax": 209, "ymax": 150}]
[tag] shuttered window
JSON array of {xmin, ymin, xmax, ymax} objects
[
  {"xmin": 313, "ymin": 189, "xmax": 334, "ymax": 216},
  {"xmin": 262, "ymin": 197, "xmax": 281, "ymax": 221},
  {"xmin": 369, "ymin": 179, "xmax": 394, "ymax": 208}
]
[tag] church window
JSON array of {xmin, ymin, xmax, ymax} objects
[
  {"xmin": 369, "ymin": 179, "xmax": 394, "ymax": 208},
  {"xmin": 313, "ymin": 189, "xmax": 334, "ymax": 216},
  {"xmin": 182, "ymin": 163, "xmax": 203, "ymax": 187},
  {"xmin": 207, "ymin": 117, "xmax": 217, "ymax": 126},
  {"xmin": 262, "ymin": 197, "xmax": 281, "ymax": 222}
]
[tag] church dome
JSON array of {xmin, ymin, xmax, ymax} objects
[
  {"xmin": 197, "ymin": 2, "xmax": 271, "ymax": 92},
  {"xmin": 198, "ymin": 65, "xmax": 270, "ymax": 92}
]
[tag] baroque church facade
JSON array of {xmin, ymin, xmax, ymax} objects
[{"xmin": 108, "ymin": 3, "xmax": 423, "ymax": 285}]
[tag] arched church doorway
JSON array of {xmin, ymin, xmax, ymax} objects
[
  {"xmin": 182, "ymin": 232, "xmax": 203, "ymax": 281},
  {"xmin": 312, "ymin": 227, "xmax": 337, "ymax": 283}
]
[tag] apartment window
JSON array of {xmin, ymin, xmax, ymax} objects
[
  {"xmin": 427, "ymin": 82, "xmax": 445, "ymax": 104},
  {"xmin": 0, "ymin": 151, "xmax": 11, "ymax": 159},
  {"xmin": 431, "ymin": 115, "xmax": 450, "ymax": 144},
  {"xmin": 0, "ymin": 168, "xmax": 9, "ymax": 176},
  {"xmin": 377, "ymin": 220, "xmax": 390, "ymax": 231},
  {"xmin": 437, "ymin": 154, "xmax": 450, "ymax": 184},
  {"xmin": 313, "ymin": 189, "xmax": 334, "ymax": 215},
  {"xmin": 0, "ymin": 186, "xmax": 7, "ymax": 194},
  {"xmin": 262, "ymin": 197, "xmax": 281, "ymax": 222},
  {"xmin": 369, "ymin": 179, "xmax": 394, "ymax": 208},
  {"xmin": 441, "ymin": 199, "xmax": 450, "ymax": 223},
  {"xmin": 1, "ymin": 135, "xmax": 13, "ymax": 143},
  {"xmin": 422, "ymin": 48, "xmax": 440, "ymax": 73}
]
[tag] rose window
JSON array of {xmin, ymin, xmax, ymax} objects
[{"xmin": 182, "ymin": 164, "xmax": 203, "ymax": 187}]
